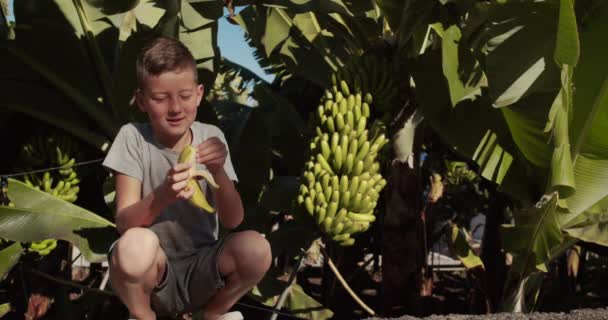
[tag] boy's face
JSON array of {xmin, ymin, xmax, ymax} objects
[{"xmin": 136, "ymin": 68, "xmax": 203, "ymax": 144}]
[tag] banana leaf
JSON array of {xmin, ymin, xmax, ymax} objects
[
  {"xmin": 234, "ymin": 0, "xmax": 378, "ymax": 86},
  {"xmin": 0, "ymin": 242, "xmax": 22, "ymax": 280},
  {"xmin": 0, "ymin": 179, "xmax": 118, "ymax": 262},
  {"xmin": 2, "ymin": 0, "xmax": 220, "ymax": 151},
  {"xmin": 449, "ymin": 224, "xmax": 484, "ymax": 270},
  {"xmin": 501, "ymin": 193, "xmax": 562, "ymax": 274},
  {"xmin": 251, "ymin": 277, "xmax": 333, "ymax": 320},
  {"xmin": 0, "ymin": 302, "xmax": 10, "ymax": 317},
  {"xmin": 562, "ymin": 210, "xmax": 608, "ymax": 246}
]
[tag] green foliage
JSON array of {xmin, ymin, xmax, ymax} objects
[
  {"xmin": 1, "ymin": 0, "xmax": 222, "ymax": 151},
  {"xmin": 501, "ymin": 193, "xmax": 563, "ymax": 274},
  {"xmin": 0, "ymin": 242, "xmax": 22, "ymax": 280},
  {"xmin": 449, "ymin": 224, "xmax": 484, "ymax": 270},
  {"xmin": 0, "ymin": 302, "xmax": 9, "ymax": 318},
  {"xmin": 235, "ymin": 0, "xmax": 608, "ymax": 312},
  {"xmin": 0, "ymin": 179, "xmax": 118, "ymax": 263},
  {"xmin": 251, "ymin": 278, "xmax": 333, "ymax": 320}
]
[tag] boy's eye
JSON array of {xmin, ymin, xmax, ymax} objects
[
  {"xmin": 180, "ymin": 95, "xmax": 192, "ymax": 100},
  {"xmin": 152, "ymin": 97, "xmax": 167, "ymax": 102}
]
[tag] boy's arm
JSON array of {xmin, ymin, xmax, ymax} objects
[
  {"xmin": 211, "ymin": 169, "xmax": 244, "ymax": 229},
  {"xmin": 197, "ymin": 137, "xmax": 244, "ymax": 229},
  {"xmin": 114, "ymin": 162, "xmax": 194, "ymax": 234}
]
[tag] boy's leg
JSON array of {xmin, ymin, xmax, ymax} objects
[
  {"xmin": 110, "ymin": 227, "xmax": 167, "ymax": 320},
  {"xmin": 201, "ymin": 230, "xmax": 272, "ymax": 320}
]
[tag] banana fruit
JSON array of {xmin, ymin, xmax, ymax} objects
[
  {"xmin": 9, "ymin": 132, "xmax": 82, "ymax": 256},
  {"xmin": 19, "ymin": 131, "xmax": 81, "ymax": 203},
  {"xmin": 28, "ymin": 239, "xmax": 58, "ymax": 256},
  {"xmin": 178, "ymin": 145, "xmax": 219, "ymax": 213},
  {"xmin": 331, "ymin": 54, "xmax": 399, "ymax": 114},
  {"xmin": 297, "ymin": 79, "xmax": 389, "ymax": 246}
]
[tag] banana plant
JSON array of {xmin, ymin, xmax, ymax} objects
[
  {"xmin": 230, "ymin": 0, "xmax": 608, "ymax": 313},
  {"xmin": 407, "ymin": 0, "xmax": 608, "ymax": 311},
  {"xmin": 1, "ymin": 0, "xmax": 222, "ymax": 152}
]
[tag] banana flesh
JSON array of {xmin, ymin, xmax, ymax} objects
[{"xmin": 178, "ymin": 145, "xmax": 219, "ymax": 213}]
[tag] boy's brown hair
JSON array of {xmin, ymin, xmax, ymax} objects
[{"xmin": 136, "ymin": 36, "xmax": 198, "ymax": 88}]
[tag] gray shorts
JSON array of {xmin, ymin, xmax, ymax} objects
[{"xmin": 108, "ymin": 235, "xmax": 232, "ymax": 317}]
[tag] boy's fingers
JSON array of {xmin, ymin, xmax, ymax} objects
[
  {"xmin": 171, "ymin": 180, "xmax": 188, "ymax": 192},
  {"xmin": 198, "ymin": 146, "xmax": 226, "ymax": 159},
  {"xmin": 197, "ymin": 146, "xmax": 223, "ymax": 160},
  {"xmin": 171, "ymin": 170, "xmax": 190, "ymax": 183},
  {"xmin": 198, "ymin": 151, "xmax": 226, "ymax": 164},
  {"xmin": 198, "ymin": 137, "xmax": 221, "ymax": 148},
  {"xmin": 173, "ymin": 162, "xmax": 192, "ymax": 173},
  {"xmin": 185, "ymin": 187, "xmax": 194, "ymax": 199},
  {"xmin": 197, "ymin": 140, "xmax": 225, "ymax": 154},
  {"xmin": 178, "ymin": 187, "xmax": 194, "ymax": 200}
]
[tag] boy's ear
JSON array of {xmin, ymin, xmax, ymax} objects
[
  {"xmin": 134, "ymin": 89, "xmax": 146, "ymax": 113},
  {"xmin": 196, "ymin": 84, "xmax": 204, "ymax": 107}
]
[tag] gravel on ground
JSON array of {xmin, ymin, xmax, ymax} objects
[{"xmin": 365, "ymin": 308, "xmax": 608, "ymax": 320}]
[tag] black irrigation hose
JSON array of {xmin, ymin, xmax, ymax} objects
[{"xmin": 24, "ymin": 267, "xmax": 308, "ymax": 318}]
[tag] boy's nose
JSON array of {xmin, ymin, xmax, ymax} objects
[{"xmin": 168, "ymin": 98, "xmax": 182, "ymax": 112}]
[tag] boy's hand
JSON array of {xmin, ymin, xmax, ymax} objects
[
  {"xmin": 161, "ymin": 162, "xmax": 195, "ymax": 203},
  {"xmin": 196, "ymin": 137, "xmax": 227, "ymax": 175}
]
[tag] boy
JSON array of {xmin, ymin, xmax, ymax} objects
[{"xmin": 103, "ymin": 36, "xmax": 271, "ymax": 320}]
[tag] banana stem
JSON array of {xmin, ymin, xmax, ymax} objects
[
  {"xmin": 323, "ymin": 248, "xmax": 376, "ymax": 316},
  {"xmin": 99, "ymin": 270, "xmax": 110, "ymax": 291},
  {"xmin": 270, "ymin": 256, "xmax": 305, "ymax": 320}
]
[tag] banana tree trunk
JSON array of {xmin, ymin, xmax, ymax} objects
[
  {"xmin": 480, "ymin": 192, "xmax": 509, "ymax": 311},
  {"xmin": 381, "ymin": 111, "xmax": 424, "ymax": 316}
]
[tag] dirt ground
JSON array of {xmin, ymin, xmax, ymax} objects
[{"xmin": 365, "ymin": 308, "xmax": 608, "ymax": 320}]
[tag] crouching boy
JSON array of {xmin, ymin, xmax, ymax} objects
[{"xmin": 103, "ymin": 36, "xmax": 271, "ymax": 320}]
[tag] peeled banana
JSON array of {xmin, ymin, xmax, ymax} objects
[
  {"xmin": 297, "ymin": 78, "xmax": 389, "ymax": 246},
  {"xmin": 178, "ymin": 145, "xmax": 219, "ymax": 213}
]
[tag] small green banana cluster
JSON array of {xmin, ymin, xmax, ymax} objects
[
  {"xmin": 297, "ymin": 80, "xmax": 388, "ymax": 246},
  {"xmin": 331, "ymin": 54, "xmax": 399, "ymax": 113},
  {"xmin": 445, "ymin": 161, "xmax": 478, "ymax": 186},
  {"xmin": 28, "ymin": 239, "xmax": 58, "ymax": 256},
  {"xmin": 23, "ymin": 171, "xmax": 80, "ymax": 203},
  {"xmin": 19, "ymin": 133, "xmax": 80, "ymax": 203}
]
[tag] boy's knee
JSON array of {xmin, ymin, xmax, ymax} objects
[
  {"xmin": 112, "ymin": 227, "xmax": 162, "ymax": 281},
  {"xmin": 233, "ymin": 231, "xmax": 272, "ymax": 274}
]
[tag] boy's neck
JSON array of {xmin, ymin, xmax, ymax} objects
[{"xmin": 155, "ymin": 128, "xmax": 193, "ymax": 151}]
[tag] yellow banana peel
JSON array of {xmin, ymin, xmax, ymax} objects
[{"xmin": 178, "ymin": 145, "xmax": 220, "ymax": 213}]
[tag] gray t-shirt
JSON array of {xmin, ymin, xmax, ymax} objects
[{"xmin": 103, "ymin": 122, "xmax": 238, "ymax": 259}]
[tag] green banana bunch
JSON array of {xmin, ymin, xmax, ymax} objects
[
  {"xmin": 445, "ymin": 161, "xmax": 478, "ymax": 186},
  {"xmin": 178, "ymin": 145, "xmax": 219, "ymax": 213},
  {"xmin": 331, "ymin": 54, "xmax": 399, "ymax": 114},
  {"xmin": 28, "ymin": 239, "xmax": 58, "ymax": 256},
  {"xmin": 19, "ymin": 132, "xmax": 81, "ymax": 203},
  {"xmin": 297, "ymin": 80, "xmax": 389, "ymax": 246}
]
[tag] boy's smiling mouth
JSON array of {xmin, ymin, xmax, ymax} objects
[{"xmin": 167, "ymin": 117, "xmax": 185, "ymax": 125}]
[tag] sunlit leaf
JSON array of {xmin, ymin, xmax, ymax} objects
[
  {"xmin": 0, "ymin": 242, "xmax": 22, "ymax": 280},
  {"xmin": 0, "ymin": 179, "xmax": 118, "ymax": 262}
]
